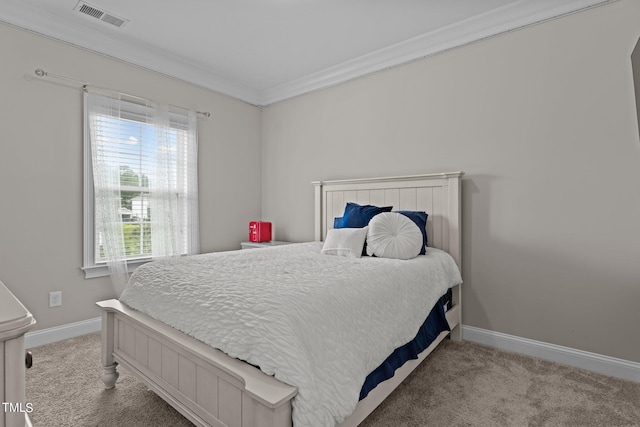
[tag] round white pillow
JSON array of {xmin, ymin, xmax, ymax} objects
[{"xmin": 366, "ymin": 212, "xmax": 423, "ymax": 260}]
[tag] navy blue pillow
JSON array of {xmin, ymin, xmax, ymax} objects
[
  {"xmin": 334, "ymin": 203, "xmax": 393, "ymax": 256},
  {"xmin": 395, "ymin": 210, "xmax": 428, "ymax": 255},
  {"xmin": 337, "ymin": 203, "xmax": 393, "ymax": 229}
]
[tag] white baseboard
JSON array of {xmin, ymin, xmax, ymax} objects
[
  {"xmin": 462, "ymin": 325, "xmax": 640, "ymax": 383},
  {"xmin": 22, "ymin": 318, "xmax": 640, "ymax": 383},
  {"xmin": 25, "ymin": 317, "xmax": 101, "ymax": 349}
]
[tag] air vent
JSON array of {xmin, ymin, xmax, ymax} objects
[{"xmin": 74, "ymin": 1, "xmax": 128, "ymax": 28}]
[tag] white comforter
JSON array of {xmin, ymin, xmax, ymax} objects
[{"xmin": 119, "ymin": 242, "xmax": 462, "ymax": 426}]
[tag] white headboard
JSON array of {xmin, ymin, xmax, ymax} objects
[{"xmin": 312, "ymin": 172, "xmax": 464, "ymax": 268}]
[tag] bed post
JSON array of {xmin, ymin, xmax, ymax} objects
[
  {"xmin": 100, "ymin": 308, "xmax": 119, "ymax": 389},
  {"xmin": 312, "ymin": 181, "xmax": 323, "ymax": 241},
  {"xmin": 447, "ymin": 173, "xmax": 463, "ymax": 341}
]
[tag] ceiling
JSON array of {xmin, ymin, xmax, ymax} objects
[{"xmin": 1, "ymin": 0, "xmax": 613, "ymax": 106}]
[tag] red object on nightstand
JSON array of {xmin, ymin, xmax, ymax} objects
[{"xmin": 249, "ymin": 221, "xmax": 272, "ymax": 242}]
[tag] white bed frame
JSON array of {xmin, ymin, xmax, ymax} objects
[{"xmin": 97, "ymin": 171, "xmax": 464, "ymax": 427}]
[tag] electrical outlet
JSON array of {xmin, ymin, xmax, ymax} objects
[{"xmin": 49, "ymin": 291, "xmax": 62, "ymax": 307}]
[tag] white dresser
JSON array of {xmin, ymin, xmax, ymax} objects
[{"xmin": 0, "ymin": 281, "xmax": 36, "ymax": 427}]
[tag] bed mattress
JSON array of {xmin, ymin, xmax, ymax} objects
[{"xmin": 119, "ymin": 242, "xmax": 462, "ymax": 426}]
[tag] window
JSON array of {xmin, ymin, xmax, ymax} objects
[{"xmin": 83, "ymin": 90, "xmax": 199, "ymax": 278}]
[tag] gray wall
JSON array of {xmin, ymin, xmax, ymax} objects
[
  {"xmin": 261, "ymin": 1, "xmax": 640, "ymax": 362},
  {"xmin": 0, "ymin": 23, "xmax": 262, "ymax": 331}
]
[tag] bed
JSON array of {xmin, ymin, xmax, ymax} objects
[{"xmin": 97, "ymin": 171, "xmax": 464, "ymax": 427}]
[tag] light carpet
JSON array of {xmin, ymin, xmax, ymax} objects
[{"xmin": 25, "ymin": 333, "xmax": 640, "ymax": 426}]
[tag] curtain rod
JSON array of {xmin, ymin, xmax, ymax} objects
[{"xmin": 33, "ymin": 68, "xmax": 211, "ymax": 118}]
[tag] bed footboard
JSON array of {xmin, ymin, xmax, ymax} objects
[
  {"xmin": 97, "ymin": 300, "xmax": 297, "ymax": 427},
  {"xmin": 99, "ymin": 286, "xmax": 460, "ymax": 427}
]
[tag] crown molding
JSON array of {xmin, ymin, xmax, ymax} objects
[
  {"xmin": 0, "ymin": 0, "xmax": 263, "ymax": 105},
  {"xmin": 2, "ymin": 0, "xmax": 615, "ymax": 107},
  {"xmin": 258, "ymin": 0, "xmax": 615, "ymax": 105}
]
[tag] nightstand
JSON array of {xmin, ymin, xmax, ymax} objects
[{"xmin": 241, "ymin": 241, "xmax": 292, "ymax": 249}]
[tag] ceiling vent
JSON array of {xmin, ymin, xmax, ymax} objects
[{"xmin": 73, "ymin": 1, "xmax": 128, "ymax": 28}]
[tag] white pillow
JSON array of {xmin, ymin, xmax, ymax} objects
[
  {"xmin": 366, "ymin": 212, "xmax": 422, "ymax": 260},
  {"xmin": 321, "ymin": 227, "xmax": 368, "ymax": 258}
]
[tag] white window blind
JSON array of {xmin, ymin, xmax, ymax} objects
[{"xmin": 83, "ymin": 89, "xmax": 199, "ymax": 284}]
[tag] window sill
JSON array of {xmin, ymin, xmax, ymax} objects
[{"xmin": 82, "ymin": 258, "xmax": 151, "ymax": 279}]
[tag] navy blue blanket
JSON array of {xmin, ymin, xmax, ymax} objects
[{"xmin": 359, "ymin": 294, "xmax": 450, "ymax": 400}]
